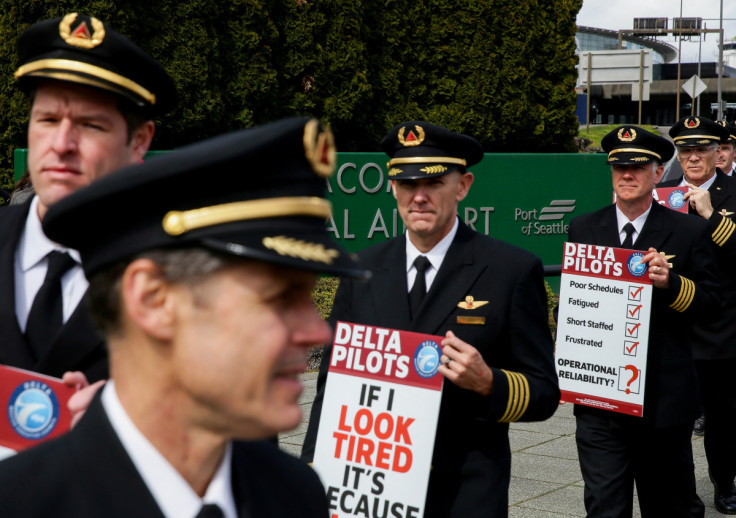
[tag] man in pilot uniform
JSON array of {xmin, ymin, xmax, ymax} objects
[
  {"xmin": 571, "ymin": 125, "xmax": 719, "ymax": 517},
  {"xmin": 659, "ymin": 116, "xmax": 736, "ymax": 514},
  {"xmin": 0, "ymin": 14, "xmax": 176, "ymax": 382},
  {"xmin": 303, "ymin": 121, "xmax": 560, "ymax": 517}
]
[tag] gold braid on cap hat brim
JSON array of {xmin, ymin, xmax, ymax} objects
[
  {"xmin": 673, "ymin": 135, "xmax": 720, "ymax": 143},
  {"xmin": 387, "ymin": 156, "xmax": 466, "ymax": 167},
  {"xmin": 162, "ymin": 196, "xmax": 331, "ymax": 236},
  {"xmin": 607, "ymin": 148, "xmax": 662, "ymax": 160},
  {"xmin": 15, "ymin": 58, "xmax": 156, "ymax": 105}
]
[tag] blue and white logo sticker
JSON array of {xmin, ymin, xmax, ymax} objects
[
  {"xmin": 414, "ymin": 340, "xmax": 442, "ymax": 378},
  {"xmin": 627, "ymin": 252, "xmax": 647, "ymax": 277},
  {"xmin": 668, "ymin": 189, "xmax": 686, "ymax": 209},
  {"xmin": 7, "ymin": 381, "xmax": 59, "ymax": 440}
]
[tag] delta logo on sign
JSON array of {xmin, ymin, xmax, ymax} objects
[{"xmin": 515, "ymin": 200, "xmax": 576, "ymax": 236}]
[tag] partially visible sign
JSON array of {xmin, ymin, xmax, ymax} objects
[
  {"xmin": 312, "ymin": 322, "xmax": 444, "ymax": 518},
  {"xmin": 578, "ymin": 50, "xmax": 653, "ymax": 101},
  {"xmin": 556, "ymin": 243, "xmax": 652, "ymax": 417},
  {"xmin": 653, "ymin": 186, "xmax": 688, "ymax": 213},
  {"xmin": 682, "ymin": 75, "xmax": 707, "ymax": 100},
  {"xmin": 0, "ymin": 365, "xmax": 75, "ymax": 456}
]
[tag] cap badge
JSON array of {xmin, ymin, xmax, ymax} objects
[
  {"xmin": 685, "ymin": 117, "xmax": 700, "ymax": 129},
  {"xmin": 59, "ymin": 13, "xmax": 105, "ymax": 49},
  {"xmin": 262, "ymin": 236, "xmax": 339, "ymax": 264},
  {"xmin": 457, "ymin": 295, "xmax": 489, "ymax": 310},
  {"xmin": 398, "ymin": 125, "xmax": 425, "ymax": 147},
  {"xmin": 617, "ymin": 128, "xmax": 636, "ymax": 142},
  {"xmin": 303, "ymin": 119, "xmax": 336, "ymax": 179}
]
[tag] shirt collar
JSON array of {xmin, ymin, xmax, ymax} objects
[
  {"xmin": 405, "ymin": 216, "xmax": 458, "ymax": 273},
  {"xmin": 101, "ymin": 381, "xmax": 237, "ymax": 518},
  {"xmin": 615, "ymin": 203, "xmax": 652, "ymax": 238},
  {"xmin": 18, "ymin": 196, "xmax": 81, "ymax": 272}
]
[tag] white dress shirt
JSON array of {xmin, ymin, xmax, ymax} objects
[
  {"xmin": 14, "ymin": 196, "xmax": 87, "ymax": 331},
  {"xmin": 615, "ymin": 204, "xmax": 652, "ymax": 246},
  {"xmin": 101, "ymin": 381, "xmax": 237, "ymax": 518},
  {"xmin": 405, "ymin": 216, "xmax": 458, "ymax": 292}
]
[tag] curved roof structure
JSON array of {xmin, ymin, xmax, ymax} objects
[{"xmin": 577, "ymin": 25, "xmax": 678, "ymax": 63}]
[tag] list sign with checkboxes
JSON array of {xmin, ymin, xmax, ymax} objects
[{"xmin": 556, "ymin": 242, "xmax": 652, "ymax": 417}]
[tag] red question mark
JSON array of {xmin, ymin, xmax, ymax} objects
[{"xmin": 624, "ymin": 365, "xmax": 639, "ymax": 394}]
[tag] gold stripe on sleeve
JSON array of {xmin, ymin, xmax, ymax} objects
[
  {"xmin": 498, "ymin": 370, "xmax": 530, "ymax": 422},
  {"xmin": 670, "ymin": 277, "xmax": 695, "ymax": 312},
  {"xmin": 712, "ymin": 217, "xmax": 735, "ymax": 247}
]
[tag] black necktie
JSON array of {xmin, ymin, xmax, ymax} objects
[
  {"xmin": 196, "ymin": 504, "xmax": 225, "ymax": 518},
  {"xmin": 25, "ymin": 251, "xmax": 76, "ymax": 359},
  {"xmin": 409, "ymin": 255, "xmax": 431, "ymax": 319},
  {"xmin": 621, "ymin": 222, "xmax": 635, "ymax": 249}
]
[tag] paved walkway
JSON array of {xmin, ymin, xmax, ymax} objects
[{"xmin": 280, "ymin": 372, "xmax": 720, "ymax": 517}]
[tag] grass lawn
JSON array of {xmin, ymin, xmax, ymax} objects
[{"xmin": 578, "ymin": 124, "xmax": 659, "ymax": 149}]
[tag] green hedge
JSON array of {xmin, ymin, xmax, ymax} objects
[{"xmin": 0, "ymin": 0, "xmax": 582, "ymax": 194}]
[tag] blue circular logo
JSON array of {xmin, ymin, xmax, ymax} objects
[
  {"xmin": 627, "ymin": 252, "xmax": 647, "ymax": 277},
  {"xmin": 414, "ymin": 341, "xmax": 441, "ymax": 378},
  {"xmin": 7, "ymin": 382, "xmax": 59, "ymax": 440},
  {"xmin": 668, "ymin": 189, "xmax": 686, "ymax": 209}
]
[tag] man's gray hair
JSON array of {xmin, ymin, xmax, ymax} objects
[{"xmin": 86, "ymin": 248, "xmax": 238, "ymax": 336}]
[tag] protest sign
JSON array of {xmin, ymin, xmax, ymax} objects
[
  {"xmin": 0, "ymin": 365, "xmax": 75, "ymax": 457},
  {"xmin": 652, "ymin": 186, "xmax": 688, "ymax": 213},
  {"xmin": 556, "ymin": 242, "xmax": 652, "ymax": 417},
  {"xmin": 312, "ymin": 321, "xmax": 444, "ymax": 518}
]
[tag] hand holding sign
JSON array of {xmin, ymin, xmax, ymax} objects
[
  {"xmin": 683, "ymin": 183, "xmax": 714, "ymax": 219},
  {"xmin": 642, "ymin": 248, "xmax": 670, "ymax": 289}
]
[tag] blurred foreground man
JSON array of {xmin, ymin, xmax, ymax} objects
[
  {"xmin": 0, "ymin": 14, "xmax": 175, "ymax": 381},
  {"xmin": 659, "ymin": 116, "xmax": 736, "ymax": 514},
  {"xmin": 570, "ymin": 126, "xmax": 719, "ymax": 517},
  {"xmin": 303, "ymin": 121, "xmax": 560, "ymax": 517},
  {"xmin": 0, "ymin": 117, "xmax": 367, "ymax": 518}
]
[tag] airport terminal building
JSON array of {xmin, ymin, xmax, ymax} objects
[{"xmin": 576, "ymin": 25, "xmax": 736, "ymax": 125}]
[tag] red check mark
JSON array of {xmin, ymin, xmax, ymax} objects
[
  {"xmin": 626, "ymin": 342, "xmax": 639, "ymax": 354},
  {"xmin": 629, "ymin": 286, "xmax": 644, "ymax": 299},
  {"xmin": 628, "ymin": 305, "xmax": 642, "ymax": 317},
  {"xmin": 627, "ymin": 323, "xmax": 641, "ymax": 334}
]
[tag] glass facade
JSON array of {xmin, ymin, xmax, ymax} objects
[{"xmin": 576, "ymin": 29, "xmax": 669, "ymax": 64}]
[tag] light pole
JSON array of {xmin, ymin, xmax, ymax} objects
[
  {"xmin": 718, "ymin": 0, "xmax": 724, "ymax": 120},
  {"xmin": 676, "ymin": 0, "xmax": 683, "ymax": 121}
]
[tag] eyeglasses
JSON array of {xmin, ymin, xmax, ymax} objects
[{"xmin": 677, "ymin": 145, "xmax": 717, "ymax": 159}]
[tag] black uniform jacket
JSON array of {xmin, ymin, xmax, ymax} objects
[
  {"xmin": 303, "ymin": 220, "xmax": 559, "ymax": 502},
  {"xmin": 659, "ymin": 170, "xmax": 736, "ymax": 360},
  {"xmin": 568, "ymin": 201, "xmax": 720, "ymax": 428},
  {"xmin": 0, "ymin": 393, "xmax": 329, "ymax": 518},
  {"xmin": 0, "ymin": 199, "xmax": 107, "ymax": 381}
]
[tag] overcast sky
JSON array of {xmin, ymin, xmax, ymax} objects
[{"xmin": 576, "ymin": 0, "xmax": 736, "ymax": 62}]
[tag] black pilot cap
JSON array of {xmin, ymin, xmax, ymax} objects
[
  {"xmin": 15, "ymin": 13, "xmax": 176, "ymax": 115},
  {"xmin": 602, "ymin": 125, "xmax": 674, "ymax": 165},
  {"xmin": 42, "ymin": 116, "xmax": 370, "ymax": 280},
  {"xmin": 380, "ymin": 121, "xmax": 484, "ymax": 180},
  {"xmin": 669, "ymin": 116, "xmax": 730, "ymax": 147}
]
